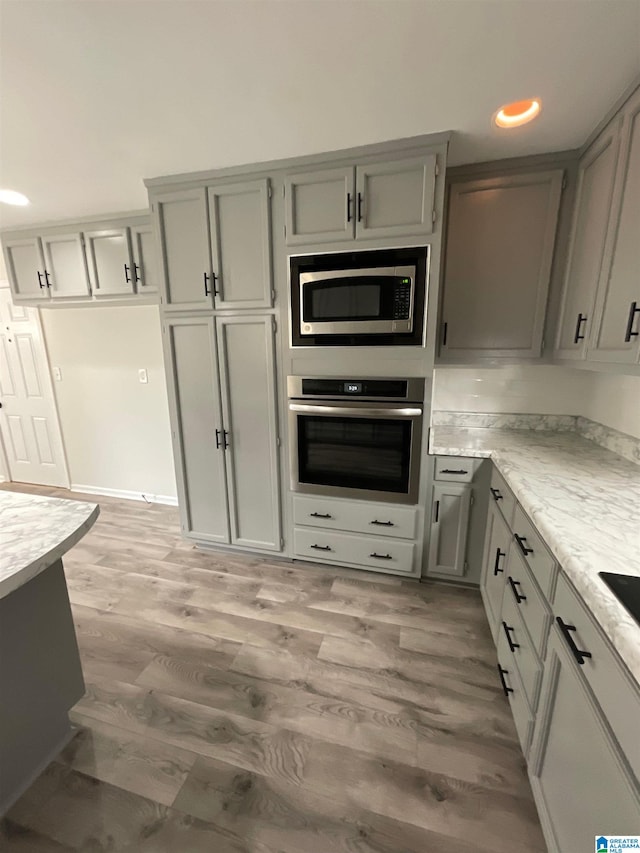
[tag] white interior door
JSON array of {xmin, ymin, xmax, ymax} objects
[{"xmin": 0, "ymin": 287, "xmax": 69, "ymax": 486}]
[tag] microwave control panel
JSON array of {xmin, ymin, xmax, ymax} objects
[{"xmin": 393, "ymin": 279, "xmax": 412, "ymax": 320}]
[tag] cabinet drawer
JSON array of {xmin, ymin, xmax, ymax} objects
[
  {"xmin": 497, "ymin": 628, "xmax": 533, "ymax": 756},
  {"xmin": 293, "ymin": 495, "xmax": 417, "ymax": 540},
  {"xmin": 434, "ymin": 456, "xmax": 477, "ymax": 483},
  {"xmin": 293, "ymin": 527, "xmax": 416, "ymax": 574},
  {"xmin": 505, "ymin": 548, "xmax": 553, "ymax": 658},
  {"xmin": 512, "ymin": 505, "xmax": 557, "ymax": 598},
  {"xmin": 553, "ymin": 572, "xmax": 640, "ymax": 780},
  {"xmin": 500, "ymin": 589, "xmax": 543, "ymax": 711},
  {"xmin": 489, "ymin": 467, "xmax": 516, "ymax": 527}
]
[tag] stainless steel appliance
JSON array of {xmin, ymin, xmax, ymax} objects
[
  {"xmin": 288, "ymin": 376, "xmax": 426, "ymax": 504},
  {"xmin": 290, "ymin": 246, "xmax": 429, "ymax": 347}
]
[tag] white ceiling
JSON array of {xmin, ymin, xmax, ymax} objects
[{"xmin": 1, "ymin": 0, "xmax": 639, "ymax": 228}]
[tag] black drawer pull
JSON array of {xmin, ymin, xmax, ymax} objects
[
  {"xmin": 357, "ymin": 192, "xmax": 363, "ymax": 222},
  {"xmin": 310, "ymin": 512, "xmax": 332, "ymax": 519},
  {"xmin": 493, "ymin": 548, "xmax": 506, "ymax": 576},
  {"xmin": 204, "ymin": 272, "xmax": 211, "ymax": 296},
  {"xmin": 223, "ymin": 430, "xmax": 229, "ymax": 450},
  {"xmin": 215, "ymin": 429, "xmax": 222, "ymax": 449},
  {"xmin": 624, "ymin": 301, "xmax": 640, "ymax": 342},
  {"xmin": 490, "ymin": 487, "xmax": 503, "ymax": 502},
  {"xmin": 556, "ymin": 617, "xmax": 592, "ymax": 665},
  {"xmin": 514, "ymin": 533, "xmax": 533, "ymax": 556},
  {"xmin": 497, "ymin": 664, "xmax": 513, "ymax": 697},
  {"xmin": 433, "ymin": 500, "xmax": 440, "ymax": 523},
  {"xmin": 133, "ymin": 263, "xmax": 141, "ymax": 283},
  {"xmin": 37, "ymin": 271, "xmax": 45, "ymax": 289},
  {"xmin": 440, "ymin": 468, "xmax": 468, "ymax": 475},
  {"xmin": 346, "ymin": 192, "xmax": 353, "ymax": 223},
  {"xmin": 573, "ymin": 312, "xmax": 587, "ymax": 343},
  {"xmin": 502, "ymin": 621, "xmax": 519, "ymax": 653},
  {"xmin": 370, "ymin": 553, "xmax": 392, "ymax": 560},
  {"xmin": 508, "ymin": 575, "xmax": 527, "ymax": 603},
  {"xmin": 370, "ymin": 519, "xmax": 394, "ymax": 527},
  {"xmin": 44, "ymin": 270, "xmax": 52, "ymax": 287},
  {"xmin": 124, "ymin": 263, "xmax": 132, "ymax": 283},
  {"xmin": 310, "ymin": 544, "xmax": 332, "ymax": 552}
]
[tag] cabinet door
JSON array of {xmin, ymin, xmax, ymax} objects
[
  {"xmin": 480, "ymin": 500, "xmax": 510, "ymax": 640},
  {"xmin": 284, "ymin": 167, "xmax": 354, "ymax": 245},
  {"xmin": 163, "ymin": 317, "xmax": 229, "ymax": 544},
  {"xmin": 555, "ymin": 125, "xmax": 621, "ymax": 359},
  {"xmin": 208, "ymin": 180, "xmax": 272, "ymax": 310},
  {"xmin": 2, "ymin": 237, "xmax": 48, "ymax": 302},
  {"xmin": 590, "ymin": 89, "xmax": 640, "ymax": 363},
  {"xmin": 84, "ymin": 228, "xmax": 135, "ymax": 296},
  {"xmin": 355, "ymin": 155, "xmax": 437, "ymax": 240},
  {"xmin": 130, "ymin": 224, "xmax": 157, "ymax": 294},
  {"xmin": 426, "ymin": 483, "xmax": 471, "ymax": 577},
  {"xmin": 41, "ymin": 233, "xmax": 91, "ymax": 299},
  {"xmin": 440, "ymin": 171, "xmax": 563, "ymax": 359},
  {"xmin": 529, "ymin": 628, "xmax": 640, "ymax": 853},
  {"xmin": 153, "ymin": 189, "xmax": 212, "ymax": 310},
  {"xmin": 217, "ymin": 315, "xmax": 281, "ymax": 551}
]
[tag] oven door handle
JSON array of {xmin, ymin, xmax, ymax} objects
[{"xmin": 288, "ymin": 403, "xmax": 422, "ymax": 419}]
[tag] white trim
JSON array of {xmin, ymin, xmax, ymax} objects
[{"xmin": 70, "ymin": 483, "xmax": 178, "ymax": 506}]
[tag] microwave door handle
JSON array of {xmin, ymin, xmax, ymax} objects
[{"xmin": 288, "ymin": 403, "xmax": 422, "ymax": 419}]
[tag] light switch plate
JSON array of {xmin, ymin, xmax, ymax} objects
[
  {"xmin": 138, "ymin": 368, "xmax": 148, "ymax": 384},
  {"xmin": 53, "ymin": 367, "xmax": 62, "ymax": 381}
]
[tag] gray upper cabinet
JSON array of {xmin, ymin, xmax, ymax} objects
[
  {"xmin": 284, "ymin": 154, "xmax": 438, "ymax": 246},
  {"xmin": 41, "ymin": 233, "xmax": 90, "ymax": 299},
  {"xmin": 555, "ymin": 124, "xmax": 621, "ymax": 359},
  {"xmin": 284, "ymin": 167, "xmax": 354, "ymax": 245},
  {"xmin": 208, "ymin": 180, "xmax": 272, "ymax": 310},
  {"xmin": 355, "ymin": 155, "xmax": 436, "ymax": 239},
  {"xmin": 84, "ymin": 228, "xmax": 135, "ymax": 297},
  {"xmin": 426, "ymin": 482, "xmax": 471, "ymax": 577},
  {"xmin": 217, "ymin": 315, "xmax": 280, "ymax": 551},
  {"xmin": 440, "ymin": 171, "xmax": 563, "ymax": 360},
  {"xmin": 3, "ymin": 237, "xmax": 48, "ymax": 302},
  {"xmin": 589, "ymin": 87, "xmax": 640, "ymax": 364},
  {"xmin": 130, "ymin": 224, "xmax": 157, "ymax": 294},
  {"xmin": 154, "ymin": 188, "xmax": 212, "ymax": 311},
  {"xmin": 163, "ymin": 316, "xmax": 229, "ymax": 544}
]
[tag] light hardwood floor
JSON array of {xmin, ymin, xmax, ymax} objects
[{"xmin": 0, "ymin": 484, "xmax": 546, "ymax": 853}]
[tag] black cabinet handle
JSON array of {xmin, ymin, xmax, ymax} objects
[
  {"xmin": 370, "ymin": 519, "xmax": 394, "ymax": 527},
  {"xmin": 556, "ymin": 617, "xmax": 592, "ymax": 665},
  {"xmin": 490, "ymin": 487, "xmax": 503, "ymax": 502},
  {"xmin": 37, "ymin": 271, "xmax": 45, "ymax": 289},
  {"xmin": 133, "ymin": 263, "xmax": 141, "ymax": 283},
  {"xmin": 497, "ymin": 664, "xmax": 513, "ymax": 697},
  {"xmin": 310, "ymin": 512, "xmax": 332, "ymax": 519},
  {"xmin": 223, "ymin": 430, "xmax": 229, "ymax": 449},
  {"xmin": 204, "ymin": 272, "xmax": 211, "ymax": 296},
  {"xmin": 211, "ymin": 271, "xmax": 220, "ymax": 296},
  {"xmin": 624, "ymin": 301, "xmax": 640, "ymax": 342},
  {"xmin": 493, "ymin": 548, "xmax": 506, "ymax": 576},
  {"xmin": 370, "ymin": 553, "xmax": 392, "ymax": 560},
  {"xmin": 433, "ymin": 500, "xmax": 440, "ymax": 523},
  {"xmin": 508, "ymin": 575, "xmax": 527, "ymax": 603},
  {"xmin": 124, "ymin": 263, "xmax": 131, "ymax": 283},
  {"xmin": 502, "ymin": 621, "xmax": 520, "ymax": 653},
  {"xmin": 310, "ymin": 544, "xmax": 332, "ymax": 551},
  {"xmin": 357, "ymin": 192, "xmax": 363, "ymax": 222},
  {"xmin": 440, "ymin": 468, "xmax": 468, "ymax": 475},
  {"xmin": 215, "ymin": 429, "xmax": 222, "ymax": 450},
  {"xmin": 514, "ymin": 533, "xmax": 533, "ymax": 556},
  {"xmin": 442, "ymin": 321, "xmax": 448, "ymax": 346},
  {"xmin": 573, "ymin": 312, "xmax": 587, "ymax": 343},
  {"xmin": 44, "ymin": 270, "xmax": 52, "ymax": 288},
  {"xmin": 346, "ymin": 192, "xmax": 353, "ymax": 223}
]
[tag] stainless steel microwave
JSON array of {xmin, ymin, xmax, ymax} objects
[{"xmin": 290, "ymin": 246, "xmax": 429, "ymax": 347}]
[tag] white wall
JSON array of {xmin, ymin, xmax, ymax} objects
[
  {"xmin": 581, "ymin": 373, "xmax": 640, "ymax": 439},
  {"xmin": 41, "ymin": 305, "xmax": 177, "ymax": 500},
  {"xmin": 432, "ymin": 365, "xmax": 592, "ymax": 414}
]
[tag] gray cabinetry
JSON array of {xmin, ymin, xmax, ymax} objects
[
  {"xmin": 480, "ymin": 499, "xmax": 510, "ymax": 640},
  {"xmin": 440, "ymin": 170, "xmax": 563, "ymax": 360},
  {"xmin": 590, "ymin": 87, "xmax": 640, "ymax": 364},
  {"xmin": 130, "ymin": 224, "xmax": 157, "ymax": 294},
  {"xmin": 84, "ymin": 228, "xmax": 135, "ymax": 297},
  {"xmin": 426, "ymin": 482, "xmax": 471, "ymax": 577},
  {"xmin": 555, "ymin": 125, "xmax": 621, "ymax": 359},
  {"xmin": 284, "ymin": 155, "xmax": 437, "ymax": 246},
  {"xmin": 2, "ymin": 237, "xmax": 48, "ymax": 301},
  {"xmin": 40, "ymin": 233, "xmax": 90, "ymax": 299}
]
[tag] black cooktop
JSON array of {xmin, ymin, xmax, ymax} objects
[{"xmin": 599, "ymin": 573, "xmax": 640, "ymax": 627}]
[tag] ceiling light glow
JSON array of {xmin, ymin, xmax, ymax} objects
[
  {"xmin": 0, "ymin": 189, "xmax": 30, "ymax": 206},
  {"xmin": 494, "ymin": 99, "xmax": 541, "ymax": 129}
]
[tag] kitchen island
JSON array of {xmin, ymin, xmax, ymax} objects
[{"xmin": 0, "ymin": 489, "xmax": 99, "ymax": 815}]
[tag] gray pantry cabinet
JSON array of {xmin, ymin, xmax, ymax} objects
[
  {"xmin": 163, "ymin": 314, "xmax": 281, "ymax": 552},
  {"xmin": 153, "ymin": 179, "xmax": 272, "ymax": 312},
  {"xmin": 439, "ymin": 170, "xmax": 563, "ymax": 360},
  {"xmin": 284, "ymin": 155, "xmax": 437, "ymax": 245}
]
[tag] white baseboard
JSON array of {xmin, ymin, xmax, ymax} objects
[{"xmin": 70, "ymin": 483, "xmax": 179, "ymax": 506}]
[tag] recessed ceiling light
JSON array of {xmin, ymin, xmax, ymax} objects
[
  {"xmin": 494, "ymin": 99, "xmax": 542, "ymax": 129},
  {"xmin": 0, "ymin": 189, "xmax": 30, "ymax": 206}
]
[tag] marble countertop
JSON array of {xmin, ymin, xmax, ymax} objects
[
  {"xmin": 429, "ymin": 426, "xmax": 640, "ymax": 686},
  {"xmin": 0, "ymin": 490, "xmax": 99, "ymax": 600}
]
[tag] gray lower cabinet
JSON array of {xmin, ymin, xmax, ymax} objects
[
  {"xmin": 163, "ymin": 314, "xmax": 281, "ymax": 552},
  {"xmin": 529, "ymin": 627, "xmax": 640, "ymax": 852},
  {"xmin": 2, "ymin": 236, "xmax": 49, "ymax": 301},
  {"xmin": 440, "ymin": 170, "xmax": 563, "ymax": 360},
  {"xmin": 40, "ymin": 233, "xmax": 90, "ymax": 298},
  {"xmin": 480, "ymin": 499, "xmax": 510, "ymax": 640},
  {"xmin": 426, "ymin": 482, "xmax": 471, "ymax": 577},
  {"xmin": 84, "ymin": 228, "xmax": 136, "ymax": 297}
]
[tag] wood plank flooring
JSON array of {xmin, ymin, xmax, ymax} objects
[{"xmin": 0, "ymin": 483, "xmax": 546, "ymax": 853}]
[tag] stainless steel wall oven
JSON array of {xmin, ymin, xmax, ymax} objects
[{"xmin": 288, "ymin": 377, "xmax": 426, "ymax": 504}]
